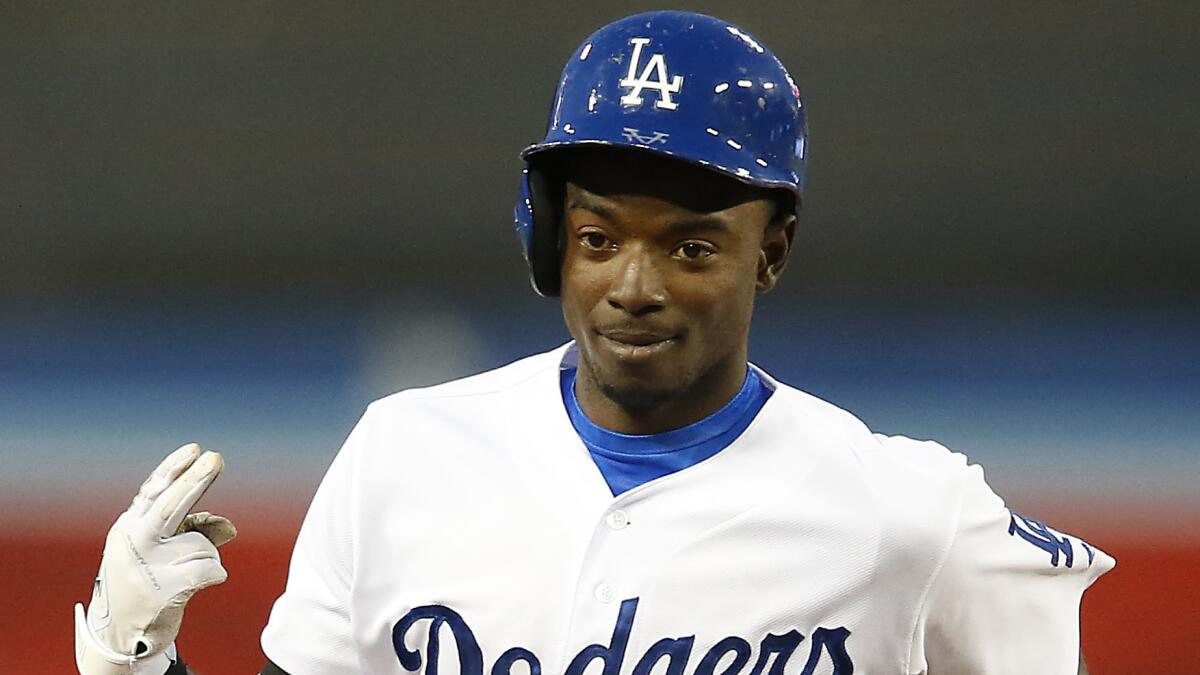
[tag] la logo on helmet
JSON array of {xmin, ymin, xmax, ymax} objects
[{"xmin": 619, "ymin": 38, "xmax": 684, "ymax": 110}]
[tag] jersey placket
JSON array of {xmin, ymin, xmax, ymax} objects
[{"xmin": 553, "ymin": 494, "xmax": 650, "ymax": 675}]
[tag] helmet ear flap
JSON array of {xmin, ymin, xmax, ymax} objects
[{"xmin": 527, "ymin": 163, "xmax": 563, "ymax": 297}]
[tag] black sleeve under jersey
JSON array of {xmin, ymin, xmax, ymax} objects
[
  {"xmin": 261, "ymin": 659, "xmax": 291, "ymax": 675},
  {"xmin": 163, "ymin": 654, "xmax": 290, "ymax": 675}
]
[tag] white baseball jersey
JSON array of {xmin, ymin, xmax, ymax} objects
[{"xmin": 261, "ymin": 343, "xmax": 1113, "ymax": 674}]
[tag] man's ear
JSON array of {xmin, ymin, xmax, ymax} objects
[{"xmin": 756, "ymin": 213, "xmax": 796, "ymax": 292}]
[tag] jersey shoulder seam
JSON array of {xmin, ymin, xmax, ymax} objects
[
  {"xmin": 770, "ymin": 381, "xmax": 875, "ymax": 432},
  {"xmin": 367, "ymin": 351, "xmax": 560, "ymax": 408},
  {"xmin": 903, "ymin": 457, "xmax": 970, "ymax": 672}
]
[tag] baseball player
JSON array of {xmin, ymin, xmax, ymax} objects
[{"xmin": 73, "ymin": 11, "xmax": 1113, "ymax": 675}]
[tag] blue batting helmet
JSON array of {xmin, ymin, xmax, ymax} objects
[{"xmin": 514, "ymin": 10, "xmax": 807, "ymax": 296}]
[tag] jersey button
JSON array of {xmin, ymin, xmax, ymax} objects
[
  {"xmin": 606, "ymin": 510, "xmax": 630, "ymax": 530},
  {"xmin": 594, "ymin": 582, "xmax": 616, "ymax": 603}
]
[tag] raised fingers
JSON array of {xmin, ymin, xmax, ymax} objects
[
  {"xmin": 131, "ymin": 443, "xmax": 203, "ymax": 516},
  {"xmin": 153, "ymin": 451, "xmax": 224, "ymax": 538}
]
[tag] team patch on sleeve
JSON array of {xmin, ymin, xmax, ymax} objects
[{"xmin": 1007, "ymin": 510, "xmax": 1097, "ymax": 568}]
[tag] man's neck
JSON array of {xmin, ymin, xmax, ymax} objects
[{"xmin": 572, "ymin": 357, "xmax": 747, "ymax": 435}]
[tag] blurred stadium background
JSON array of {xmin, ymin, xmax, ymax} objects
[{"xmin": 2, "ymin": 2, "xmax": 1196, "ymax": 672}]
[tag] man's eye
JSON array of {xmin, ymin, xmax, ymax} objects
[
  {"xmin": 581, "ymin": 232, "xmax": 611, "ymax": 250},
  {"xmin": 675, "ymin": 242, "xmax": 714, "ymax": 260}
]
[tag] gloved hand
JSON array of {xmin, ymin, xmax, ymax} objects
[{"xmin": 74, "ymin": 444, "xmax": 237, "ymax": 675}]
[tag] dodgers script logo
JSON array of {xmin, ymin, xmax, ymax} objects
[
  {"xmin": 619, "ymin": 38, "xmax": 684, "ymax": 110},
  {"xmin": 393, "ymin": 597, "xmax": 854, "ymax": 675}
]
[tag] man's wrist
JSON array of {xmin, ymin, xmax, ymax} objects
[{"xmin": 74, "ymin": 602, "xmax": 175, "ymax": 675}]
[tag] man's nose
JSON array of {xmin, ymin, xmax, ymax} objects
[{"xmin": 606, "ymin": 246, "xmax": 666, "ymax": 316}]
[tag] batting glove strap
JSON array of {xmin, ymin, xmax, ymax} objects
[{"xmin": 74, "ymin": 602, "xmax": 174, "ymax": 675}]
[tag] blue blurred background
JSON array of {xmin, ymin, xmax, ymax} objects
[{"xmin": 3, "ymin": 294, "xmax": 1196, "ymax": 514}]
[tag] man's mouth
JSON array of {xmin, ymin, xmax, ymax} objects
[
  {"xmin": 595, "ymin": 329, "xmax": 679, "ymax": 360},
  {"xmin": 600, "ymin": 329, "xmax": 675, "ymax": 346}
]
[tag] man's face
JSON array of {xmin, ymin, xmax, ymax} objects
[{"xmin": 559, "ymin": 148, "xmax": 792, "ymax": 416}]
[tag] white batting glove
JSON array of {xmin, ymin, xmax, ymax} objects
[{"xmin": 74, "ymin": 444, "xmax": 238, "ymax": 675}]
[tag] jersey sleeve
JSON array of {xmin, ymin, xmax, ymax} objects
[
  {"xmin": 259, "ymin": 409, "xmax": 372, "ymax": 674},
  {"xmin": 911, "ymin": 461, "xmax": 1115, "ymax": 674}
]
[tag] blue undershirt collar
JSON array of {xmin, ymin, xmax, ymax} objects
[{"xmin": 561, "ymin": 365, "xmax": 773, "ymax": 496}]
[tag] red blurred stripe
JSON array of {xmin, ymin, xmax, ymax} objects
[{"xmin": 6, "ymin": 520, "xmax": 1196, "ymax": 673}]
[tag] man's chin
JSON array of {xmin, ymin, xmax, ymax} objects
[{"xmin": 595, "ymin": 379, "xmax": 681, "ymax": 411}]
